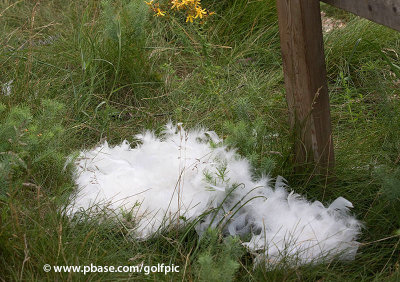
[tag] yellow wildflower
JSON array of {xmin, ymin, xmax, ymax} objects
[
  {"xmin": 155, "ymin": 7, "xmax": 166, "ymax": 16},
  {"xmin": 195, "ymin": 7, "xmax": 207, "ymax": 19},
  {"xmin": 186, "ymin": 14, "xmax": 194, "ymax": 23},
  {"xmin": 171, "ymin": 0, "xmax": 179, "ymax": 9},
  {"xmin": 145, "ymin": 0, "xmax": 213, "ymax": 23}
]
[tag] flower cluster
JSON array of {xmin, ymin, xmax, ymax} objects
[
  {"xmin": 145, "ymin": 0, "xmax": 214, "ymax": 23},
  {"xmin": 146, "ymin": 0, "xmax": 166, "ymax": 17}
]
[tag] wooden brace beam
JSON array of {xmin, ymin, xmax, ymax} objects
[{"xmin": 321, "ymin": 0, "xmax": 400, "ymax": 32}]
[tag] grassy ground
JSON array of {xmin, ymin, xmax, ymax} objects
[{"xmin": 1, "ymin": 0, "xmax": 399, "ymax": 280}]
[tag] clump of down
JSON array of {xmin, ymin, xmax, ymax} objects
[{"xmin": 67, "ymin": 123, "xmax": 362, "ymax": 267}]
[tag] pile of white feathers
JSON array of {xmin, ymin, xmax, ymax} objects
[{"xmin": 67, "ymin": 123, "xmax": 362, "ymax": 268}]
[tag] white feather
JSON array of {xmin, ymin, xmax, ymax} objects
[{"xmin": 67, "ymin": 123, "xmax": 362, "ymax": 267}]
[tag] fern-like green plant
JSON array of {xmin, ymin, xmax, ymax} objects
[
  {"xmin": 100, "ymin": 0, "xmax": 158, "ymax": 96},
  {"xmin": 224, "ymin": 118, "xmax": 276, "ymax": 177},
  {"xmin": 195, "ymin": 228, "xmax": 244, "ymax": 282},
  {"xmin": 0, "ymin": 100, "xmax": 68, "ymax": 200}
]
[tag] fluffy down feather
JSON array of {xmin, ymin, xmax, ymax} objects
[{"xmin": 67, "ymin": 123, "xmax": 361, "ymax": 267}]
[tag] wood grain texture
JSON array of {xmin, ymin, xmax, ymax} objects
[
  {"xmin": 277, "ymin": 0, "xmax": 334, "ymax": 171},
  {"xmin": 321, "ymin": 0, "xmax": 400, "ymax": 31}
]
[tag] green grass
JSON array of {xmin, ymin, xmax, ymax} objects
[{"xmin": 1, "ymin": 0, "xmax": 399, "ymax": 280}]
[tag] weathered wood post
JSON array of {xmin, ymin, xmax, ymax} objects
[{"xmin": 276, "ymin": 0, "xmax": 334, "ymax": 172}]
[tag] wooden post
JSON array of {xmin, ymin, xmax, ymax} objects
[{"xmin": 276, "ymin": 0, "xmax": 334, "ymax": 171}]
